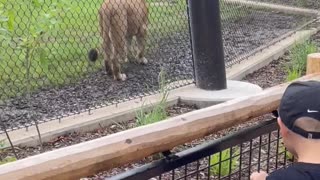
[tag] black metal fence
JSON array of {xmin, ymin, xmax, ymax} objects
[
  {"xmin": 109, "ymin": 118, "xmax": 293, "ymax": 180},
  {"xmin": 0, "ymin": 0, "xmax": 318, "ymax": 133}
]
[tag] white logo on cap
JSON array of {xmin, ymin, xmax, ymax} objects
[{"xmin": 307, "ymin": 109, "xmax": 319, "ymax": 113}]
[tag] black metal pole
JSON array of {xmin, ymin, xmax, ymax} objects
[{"xmin": 188, "ymin": 0, "xmax": 227, "ymax": 90}]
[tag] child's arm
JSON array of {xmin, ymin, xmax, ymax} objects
[{"xmin": 250, "ymin": 171, "xmax": 268, "ymax": 180}]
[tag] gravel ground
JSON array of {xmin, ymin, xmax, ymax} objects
[
  {"xmin": 0, "ymin": 9, "xmax": 311, "ymax": 130},
  {"xmin": 0, "ymin": 103, "xmax": 198, "ymax": 161},
  {"xmin": 242, "ymin": 53, "xmax": 290, "ymax": 88},
  {"xmin": 250, "ymin": 0, "xmax": 320, "ymax": 9}
]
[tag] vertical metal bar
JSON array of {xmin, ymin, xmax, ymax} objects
[
  {"xmin": 258, "ymin": 136, "xmax": 262, "ymax": 171},
  {"xmin": 275, "ymin": 130, "xmax": 280, "ymax": 170},
  {"xmin": 207, "ymin": 156, "xmax": 211, "ymax": 180},
  {"xmin": 266, "ymin": 132, "xmax": 272, "ymax": 173},
  {"xmin": 184, "ymin": 164, "xmax": 188, "ymax": 180},
  {"xmin": 171, "ymin": 169, "xmax": 175, "ymax": 180},
  {"xmin": 218, "ymin": 151, "xmax": 222, "ymax": 179},
  {"xmin": 284, "ymin": 147, "xmax": 288, "ymax": 167},
  {"xmin": 196, "ymin": 160, "xmax": 200, "ymax": 179},
  {"xmin": 3, "ymin": 127, "xmax": 18, "ymax": 159},
  {"xmin": 239, "ymin": 144, "xmax": 243, "ymax": 179},
  {"xmin": 229, "ymin": 147, "xmax": 233, "ymax": 179},
  {"xmin": 187, "ymin": 0, "xmax": 227, "ymax": 90},
  {"xmin": 34, "ymin": 121, "xmax": 44, "ymax": 152},
  {"xmin": 248, "ymin": 140, "xmax": 253, "ymax": 177}
]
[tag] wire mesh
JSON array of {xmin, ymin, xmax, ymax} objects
[
  {"xmin": 220, "ymin": 0, "xmax": 318, "ymax": 68},
  {"xmin": 0, "ymin": 0, "xmax": 318, "ymax": 134},
  {"xmin": 249, "ymin": 0, "xmax": 320, "ymax": 9}
]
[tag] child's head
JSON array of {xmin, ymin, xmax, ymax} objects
[{"xmin": 277, "ymin": 81, "xmax": 320, "ymax": 157}]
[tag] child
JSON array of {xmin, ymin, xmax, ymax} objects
[{"xmin": 250, "ymin": 81, "xmax": 320, "ymax": 180}]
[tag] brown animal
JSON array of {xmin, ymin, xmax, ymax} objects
[{"xmin": 88, "ymin": 0, "xmax": 149, "ymax": 81}]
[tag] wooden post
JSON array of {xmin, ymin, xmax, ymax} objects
[{"xmin": 307, "ymin": 53, "xmax": 320, "ymax": 75}]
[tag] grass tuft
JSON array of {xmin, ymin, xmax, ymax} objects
[
  {"xmin": 210, "ymin": 148, "xmax": 240, "ymax": 177},
  {"xmin": 286, "ymin": 41, "xmax": 317, "ymax": 82},
  {"xmin": 135, "ymin": 68, "xmax": 169, "ymax": 126}
]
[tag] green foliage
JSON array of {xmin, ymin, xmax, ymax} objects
[
  {"xmin": 0, "ymin": 139, "xmax": 6, "ymax": 149},
  {"xmin": 0, "ymin": 156, "xmax": 16, "ymax": 165},
  {"xmin": 290, "ymin": 41, "xmax": 317, "ymax": 72},
  {"xmin": 0, "ymin": 0, "xmax": 71, "ymax": 96},
  {"xmin": 0, "ymin": 139, "xmax": 16, "ymax": 165},
  {"xmin": 286, "ymin": 68, "xmax": 301, "ymax": 82},
  {"xmin": 210, "ymin": 148, "xmax": 240, "ymax": 177},
  {"xmin": 296, "ymin": 0, "xmax": 308, "ymax": 7},
  {"xmin": 286, "ymin": 41, "xmax": 318, "ymax": 81},
  {"xmin": 279, "ymin": 140, "xmax": 294, "ymax": 161},
  {"xmin": 136, "ymin": 69, "xmax": 169, "ymax": 126}
]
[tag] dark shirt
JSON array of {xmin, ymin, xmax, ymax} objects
[{"xmin": 267, "ymin": 162, "xmax": 320, "ymax": 180}]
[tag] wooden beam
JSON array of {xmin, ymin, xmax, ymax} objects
[
  {"xmin": 0, "ymin": 73, "xmax": 320, "ymax": 180},
  {"xmin": 307, "ymin": 53, "xmax": 320, "ymax": 75}
]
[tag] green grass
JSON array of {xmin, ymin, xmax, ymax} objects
[
  {"xmin": 136, "ymin": 69, "xmax": 169, "ymax": 126},
  {"xmin": 220, "ymin": 1, "xmax": 249, "ymax": 22},
  {"xmin": 279, "ymin": 140, "xmax": 294, "ymax": 161},
  {"xmin": 210, "ymin": 148, "xmax": 240, "ymax": 177},
  {"xmin": 0, "ymin": 0, "xmax": 189, "ymax": 99},
  {"xmin": 0, "ymin": 139, "xmax": 16, "ymax": 165},
  {"xmin": 286, "ymin": 41, "xmax": 318, "ymax": 81},
  {"xmin": 0, "ymin": 0, "xmax": 249, "ymax": 100}
]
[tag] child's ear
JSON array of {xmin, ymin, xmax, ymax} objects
[{"xmin": 277, "ymin": 117, "xmax": 288, "ymax": 137}]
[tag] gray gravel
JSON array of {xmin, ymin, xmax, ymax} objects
[
  {"xmin": 250, "ymin": 0, "xmax": 320, "ymax": 9},
  {"xmin": 0, "ymin": 10, "xmax": 311, "ymax": 130}
]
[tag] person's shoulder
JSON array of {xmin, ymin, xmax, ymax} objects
[
  {"xmin": 266, "ymin": 163, "xmax": 320, "ymax": 180},
  {"xmin": 266, "ymin": 167, "xmax": 292, "ymax": 180}
]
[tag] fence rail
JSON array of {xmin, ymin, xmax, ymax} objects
[{"xmin": 109, "ymin": 118, "xmax": 292, "ymax": 180}]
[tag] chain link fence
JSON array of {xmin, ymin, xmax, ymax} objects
[
  {"xmin": 250, "ymin": 0, "xmax": 320, "ymax": 9},
  {"xmin": 0, "ymin": 0, "xmax": 318, "ymax": 134}
]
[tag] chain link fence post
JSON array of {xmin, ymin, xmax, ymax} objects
[{"xmin": 188, "ymin": 0, "xmax": 227, "ymax": 90}]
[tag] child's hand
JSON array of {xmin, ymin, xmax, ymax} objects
[{"xmin": 250, "ymin": 171, "xmax": 268, "ymax": 180}]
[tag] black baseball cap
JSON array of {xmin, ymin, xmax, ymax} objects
[{"xmin": 278, "ymin": 80, "xmax": 320, "ymax": 139}]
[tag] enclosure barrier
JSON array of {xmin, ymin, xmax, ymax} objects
[
  {"xmin": 0, "ymin": 73, "xmax": 319, "ymax": 180},
  {"xmin": 109, "ymin": 118, "xmax": 288, "ymax": 180},
  {"xmin": 0, "ymin": 0, "xmax": 318, "ymax": 135}
]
